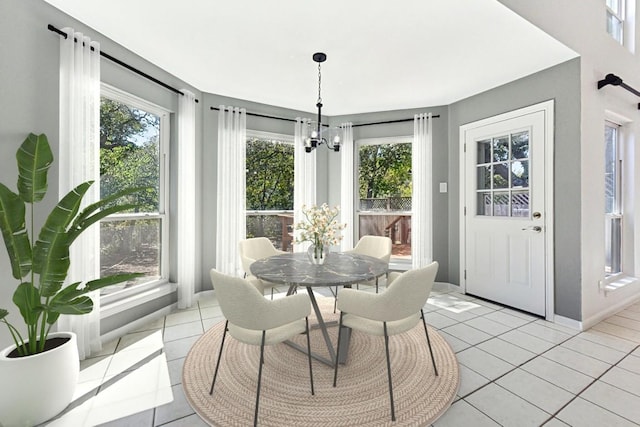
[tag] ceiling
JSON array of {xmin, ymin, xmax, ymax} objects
[{"xmin": 43, "ymin": 0, "xmax": 578, "ymax": 116}]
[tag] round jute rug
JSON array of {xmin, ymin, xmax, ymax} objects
[{"xmin": 182, "ymin": 297, "xmax": 459, "ymax": 426}]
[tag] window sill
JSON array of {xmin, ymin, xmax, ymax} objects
[
  {"xmin": 100, "ymin": 282, "xmax": 177, "ymax": 319},
  {"xmin": 600, "ymin": 275, "xmax": 639, "ymax": 294}
]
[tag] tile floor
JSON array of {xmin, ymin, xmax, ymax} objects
[{"xmin": 48, "ymin": 283, "xmax": 640, "ymax": 426}]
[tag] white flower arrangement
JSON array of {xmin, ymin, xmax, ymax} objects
[{"xmin": 295, "ymin": 204, "xmax": 347, "ymax": 252}]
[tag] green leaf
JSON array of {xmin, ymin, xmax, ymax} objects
[
  {"xmin": 0, "ymin": 183, "xmax": 31, "ymax": 279},
  {"xmin": 34, "ymin": 226, "xmax": 70, "ymax": 298},
  {"xmin": 50, "ymin": 273, "xmax": 142, "ymax": 307},
  {"xmin": 32, "ymin": 182, "xmax": 93, "ymax": 297},
  {"xmin": 13, "ymin": 282, "xmax": 42, "ymax": 326},
  {"xmin": 50, "ymin": 296, "xmax": 93, "ymax": 315},
  {"xmin": 16, "ymin": 133, "xmax": 54, "ymax": 203},
  {"xmin": 0, "ymin": 308, "xmax": 8, "ymax": 321},
  {"xmin": 67, "ymin": 203, "xmax": 138, "ymax": 244}
]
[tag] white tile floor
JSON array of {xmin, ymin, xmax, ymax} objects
[{"xmin": 49, "ymin": 283, "xmax": 640, "ymax": 426}]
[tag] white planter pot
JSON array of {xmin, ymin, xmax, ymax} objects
[{"xmin": 0, "ymin": 331, "xmax": 79, "ymax": 427}]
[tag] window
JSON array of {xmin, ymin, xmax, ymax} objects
[
  {"xmin": 607, "ymin": 0, "xmax": 625, "ymax": 43},
  {"xmin": 605, "ymin": 121, "xmax": 622, "ymax": 275},
  {"xmin": 356, "ymin": 138, "xmax": 412, "ymax": 260},
  {"xmin": 476, "ymin": 131, "xmax": 530, "ymax": 217},
  {"xmin": 99, "ymin": 86, "xmax": 169, "ymax": 297},
  {"xmin": 245, "ymin": 131, "xmax": 294, "ymax": 251}
]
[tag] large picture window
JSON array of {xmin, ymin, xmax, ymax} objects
[
  {"xmin": 245, "ymin": 131, "xmax": 295, "ymax": 251},
  {"xmin": 99, "ymin": 86, "xmax": 169, "ymax": 297},
  {"xmin": 357, "ymin": 138, "xmax": 412, "ymax": 260}
]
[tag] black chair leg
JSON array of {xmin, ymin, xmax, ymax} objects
[
  {"xmin": 375, "ymin": 277, "xmax": 379, "ymax": 293},
  {"xmin": 305, "ymin": 317, "xmax": 314, "ymax": 395},
  {"xmin": 254, "ymin": 330, "xmax": 266, "ymax": 427},
  {"xmin": 333, "ymin": 312, "xmax": 345, "ymax": 387},
  {"xmin": 383, "ymin": 322, "xmax": 396, "ymax": 421},
  {"xmin": 209, "ymin": 320, "xmax": 228, "ymax": 395},
  {"xmin": 421, "ymin": 309, "xmax": 438, "ymax": 376}
]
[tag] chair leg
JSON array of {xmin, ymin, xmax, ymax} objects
[
  {"xmin": 270, "ymin": 287, "xmax": 274, "ymax": 300},
  {"xmin": 333, "ymin": 286, "xmax": 338, "ymax": 313},
  {"xmin": 375, "ymin": 277, "xmax": 379, "ymax": 293},
  {"xmin": 383, "ymin": 321, "xmax": 396, "ymax": 421},
  {"xmin": 305, "ymin": 317, "xmax": 315, "ymax": 395},
  {"xmin": 421, "ymin": 309, "xmax": 438, "ymax": 376},
  {"xmin": 254, "ymin": 330, "xmax": 266, "ymax": 427},
  {"xmin": 209, "ymin": 320, "xmax": 229, "ymax": 395},
  {"xmin": 333, "ymin": 311, "xmax": 345, "ymax": 387}
]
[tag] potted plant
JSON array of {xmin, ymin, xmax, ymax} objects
[{"xmin": 0, "ymin": 133, "xmax": 144, "ymax": 426}]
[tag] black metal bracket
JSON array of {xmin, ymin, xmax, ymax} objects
[{"xmin": 597, "ymin": 73, "xmax": 640, "ymax": 109}]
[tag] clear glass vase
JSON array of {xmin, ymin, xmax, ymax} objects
[{"xmin": 307, "ymin": 244, "xmax": 326, "ymax": 265}]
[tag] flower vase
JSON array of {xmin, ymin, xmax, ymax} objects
[{"xmin": 307, "ymin": 244, "xmax": 327, "ymax": 265}]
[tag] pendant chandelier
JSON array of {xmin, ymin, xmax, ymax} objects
[{"xmin": 304, "ymin": 52, "xmax": 341, "ymax": 153}]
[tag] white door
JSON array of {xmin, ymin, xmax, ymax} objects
[{"xmin": 461, "ymin": 102, "xmax": 553, "ymax": 317}]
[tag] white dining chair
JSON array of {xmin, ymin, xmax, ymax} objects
[
  {"xmin": 332, "ymin": 261, "xmax": 439, "ymax": 421},
  {"xmin": 209, "ymin": 269, "xmax": 314, "ymax": 427},
  {"xmin": 344, "ymin": 235, "xmax": 392, "ymax": 293},
  {"xmin": 239, "ymin": 237, "xmax": 286, "ymax": 299}
]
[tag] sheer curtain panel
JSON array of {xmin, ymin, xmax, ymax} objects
[
  {"xmin": 293, "ymin": 118, "xmax": 316, "ymax": 252},
  {"xmin": 57, "ymin": 28, "xmax": 101, "ymax": 359},
  {"xmin": 216, "ymin": 106, "xmax": 247, "ymax": 275},
  {"xmin": 340, "ymin": 122, "xmax": 355, "ymax": 251},
  {"xmin": 177, "ymin": 90, "xmax": 197, "ymax": 308},
  {"xmin": 412, "ymin": 113, "xmax": 433, "ymax": 268}
]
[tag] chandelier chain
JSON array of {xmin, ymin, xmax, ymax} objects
[{"xmin": 317, "ymin": 63, "xmax": 322, "ymax": 104}]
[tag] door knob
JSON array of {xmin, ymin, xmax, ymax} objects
[{"xmin": 522, "ymin": 226, "xmax": 542, "ymax": 232}]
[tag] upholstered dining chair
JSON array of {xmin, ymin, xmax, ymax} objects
[
  {"xmin": 332, "ymin": 261, "xmax": 439, "ymax": 421},
  {"xmin": 209, "ymin": 269, "xmax": 314, "ymax": 427},
  {"xmin": 344, "ymin": 235, "xmax": 392, "ymax": 293},
  {"xmin": 239, "ymin": 237, "xmax": 286, "ymax": 299}
]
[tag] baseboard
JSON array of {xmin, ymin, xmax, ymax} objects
[
  {"xmin": 552, "ymin": 314, "xmax": 583, "ymax": 331},
  {"xmin": 581, "ymin": 292, "xmax": 640, "ymax": 330}
]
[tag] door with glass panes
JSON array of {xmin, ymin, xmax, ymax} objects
[{"xmin": 462, "ymin": 106, "xmax": 549, "ymax": 316}]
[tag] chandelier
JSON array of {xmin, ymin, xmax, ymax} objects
[{"xmin": 304, "ymin": 52, "xmax": 341, "ymax": 153}]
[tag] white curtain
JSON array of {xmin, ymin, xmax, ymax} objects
[
  {"xmin": 177, "ymin": 90, "xmax": 197, "ymax": 308},
  {"xmin": 216, "ymin": 106, "xmax": 246, "ymax": 275},
  {"xmin": 340, "ymin": 122, "xmax": 355, "ymax": 251},
  {"xmin": 57, "ymin": 28, "xmax": 101, "ymax": 359},
  {"xmin": 412, "ymin": 113, "xmax": 433, "ymax": 268},
  {"xmin": 293, "ymin": 118, "xmax": 316, "ymax": 252}
]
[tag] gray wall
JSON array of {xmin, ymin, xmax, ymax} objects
[
  {"xmin": 327, "ymin": 107, "xmax": 450, "ymax": 282},
  {"xmin": 0, "ymin": 0, "xmax": 204, "ymax": 343},
  {"xmin": 200, "ymin": 93, "xmax": 321, "ymax": 290},
  {"xmin": 448, "ymin": 58, "xmax": 582, "ymax": 320}
]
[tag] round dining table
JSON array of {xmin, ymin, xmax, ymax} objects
[{"xmin": 250, "ymin": 252, "xmax": 388, "ymax": 366}]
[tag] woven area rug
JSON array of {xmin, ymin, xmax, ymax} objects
[{"xmin": 182, "ymin": 297, "xmax": 459, "ymax": 426}]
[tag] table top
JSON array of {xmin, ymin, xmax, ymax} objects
[{"xmin": 250, "ymin": 252, "xmax": 388, "ymax": 287}]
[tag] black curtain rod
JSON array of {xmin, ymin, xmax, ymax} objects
[
  {"xmin": 352, "ymin": 115, "xmax": 440, "ymax": 128},
  {"xmin": 597, "ymin": 73, "xmax": 640, "ymax": 109},
  {"xmin": 48, "ymin": 24, "xmax": 198, "ymax": 103},
  {"xmin": 210, "ymin": 106, "xmax": 439, "ymax": 127}
]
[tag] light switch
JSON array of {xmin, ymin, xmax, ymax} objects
[{"xmin": 439, "ymin": 182, "xmax": 447, "ymax": 193}]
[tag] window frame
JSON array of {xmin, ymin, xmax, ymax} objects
[
  {"xmin": 607, "ymin": 0, "xmax": 626, "ymax": 44},
  {"xmin": 245, "ymin": 129, "xmax": 295, "ymax": 251},
  {"xmin": 99, "ymin": 84, "xmax": 171, "ymax": 306},
  {"xmin": 355, "ymin": 136, "xmax": 413, "ymax": 266},
  {"xmin": 604, "ymin": 120, "xmax": 623, "ymax": 279}
]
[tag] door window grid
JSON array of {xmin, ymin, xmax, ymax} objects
[
  {"xmin": 605, "ymin": 121, "xmax": 622, "ymax": 275},
  {"xmin": 475, "ymin": 131, "xmax": 530, "ymax": 217}
]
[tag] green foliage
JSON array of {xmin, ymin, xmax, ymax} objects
[
  {"xmin": 245, "ymin": 138, "xmax": 294, "ymax": 210},
  {"xmin": 100, "ymin": 98, "xmax": 159, "ymax": 149},
  {"xmin": 0, "ymin": 133, "xmax": 144, "ymax": 356},
  {"xmin": 358, "ymin": 143, "xmax": 412, "ymax": 199}
]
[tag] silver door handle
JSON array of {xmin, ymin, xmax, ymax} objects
[{"xmin": 522, "ymin": 226, "xmax": 542, "ymax": 232}]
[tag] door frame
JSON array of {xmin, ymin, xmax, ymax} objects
[{"xmin": 459, "ymin": 100, "xmax": 555, "ymax": 320}]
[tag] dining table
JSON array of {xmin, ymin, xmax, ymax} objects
[{"xmin": 250, "ymin": 251, "xmax": 388, "ymax": 366}]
